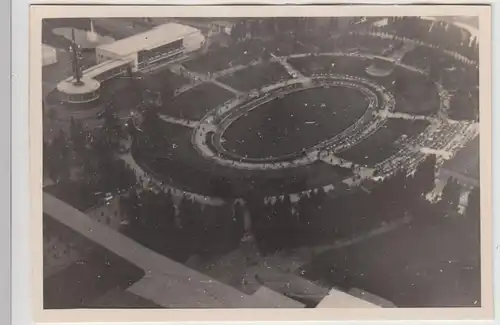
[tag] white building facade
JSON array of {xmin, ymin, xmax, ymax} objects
[{"xmin": 95, "ymin": 23, "xmax": 205, "ymax": 71}]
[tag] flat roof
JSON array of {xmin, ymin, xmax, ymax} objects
[
  {"xmin": 239, "ymin": 287, "xmax": 304, "ymax": 308},
  {"xmin": 96, "ymin": 23, "xmax": 199, "ymax": 57},
  {"xmin": 57, "ymin": 76, "xmax": 100, "ymax": 94},
  {"xmin": 43, "ymin": 193, "xmax": 280, "ymax": 308},
  {"xmin": 316, "ymin": 288, "xmax": 381, "ymax": 308},
  {"xmin": 83, "ymin": 59, "xmax": 131, "ymax": 79}
]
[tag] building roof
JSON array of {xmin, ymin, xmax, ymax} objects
[
  {"xmin": 316, "ymin": 288, "xmax": 381, "ymax": 308},
  {"xmin": 441, "ymin": 136, "xmax": 479, "ymax": 181},
  {"xmin": 83, "ymin": 59, "xmax": 131, "ymax": 79},
  {"xmin": 96, "ymin": 23, "xmax": 200, "ymax": 57},
  {"xmin": 42, "ymin": 43, "xmax": 57, "ymax": 55},
  {"xmin": 57, "ymin": 76, "xmax": 100, "ymax": 95},
  {"xmin": 43, "ymin": 193, "xmax": 298, "ymax": 308}
]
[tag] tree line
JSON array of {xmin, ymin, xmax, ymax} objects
[
  {"xmin": 115, "ymin": 152, "xmax": 480, "ymax": 260},
  {"xmin": 44, "ymin": 110, "xmax": 136, "ymax": 209}
]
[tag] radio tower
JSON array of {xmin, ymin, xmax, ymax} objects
[{"xmin": 70, "ymin": 28, "xmax": 83, "ymax": 86}]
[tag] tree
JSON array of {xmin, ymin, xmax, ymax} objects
[
  {"xmin": 178, "ymin": 197, "xmax": 202, "ymax": 232},
  {"xmin": 232, "ymin": 201, "xmax": 246, "ymax": 239},
  {"xmin": 466, "ymin": 187, "xmax": 480, "ymax": 218},
  {"xmin": 261, "ymin": 49, "xmax": 272, "ymax": 62},
  {"xmin": 230, "ymin": 21, "xmax": 245, "ymax": 42},
  {"xmin": 47, "ymin": 107, "xmax": 57, "ymax": 121},
  {"xmin": 120, "ymin": 189, "xmax": 141, "ymax": 226},
  {"xmin": 125, "ymin": 117, "xmax": 136, "ymax": 137},
  {"xmin": 413, "ymin": 154, "xmax": 437, "ymax": 195},
  {"xmin": 210, "ymin": 176, "xmax": 233, "ymax": 198},
  {"xmin": 102, "ymin": 107, "xmax": 123, "ymax": 147},
  {"xmin": 114, "ymin": 159, "xmax": 137, "ymax": 191},
  {"xmin": 69, "ymin": 117, "xmax": 86, "ymax": 154},
  {"xmin": 297, "ymin": 195, "xmax": 313, "ymax": 227},
  {"xmin": 440, "ymin": 177, "xmax": 461, "ymax": 213},
  {"xmin": 141, "ymin": 104, "xmax": 161, "ymax": 133},
  {"xmin": 158, "ymin": 190, "xmax": 176, "ymax": 230},
  {"xmin": 46, "ymin": 130, "xmax": 71, "ymax": 182}
]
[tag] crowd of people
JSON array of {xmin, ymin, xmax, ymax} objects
[
  {"xmin": 411, "ymin": 121, "xmax": 476, "ymax": 154},
  {"xmin": 374, "ymin": 120, "xmax": 476, "ymax": 178}
]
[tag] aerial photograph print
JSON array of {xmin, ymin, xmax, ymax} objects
[{"xmin": 37, "ymin": 8, "xmax": 490, "ymax": 317}]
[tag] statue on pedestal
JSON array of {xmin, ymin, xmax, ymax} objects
[{"xmin": 69, "ymin": 28, "xmax": 83, "ymax": 86}]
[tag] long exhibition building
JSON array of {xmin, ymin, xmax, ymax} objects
[
  {"xmin": 57, "ymin": 23, "xmax": 205, "ymax": 104},
  {"xmin": 95, "ymin": 22, "xmax": 205, "ymax": 71}
]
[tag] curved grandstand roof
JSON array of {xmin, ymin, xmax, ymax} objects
[{"xmin": 96, "ymin": 23, "xmax": 200, "ymax": 57}]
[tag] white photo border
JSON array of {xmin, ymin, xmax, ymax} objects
[{"xmin": 10, "ymin": 1, "xmax": 499, "ymax": 324}]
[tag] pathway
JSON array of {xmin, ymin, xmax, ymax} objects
[
  {"xmin": 169, "ymin": 63, "xmax": 248, "ymax": 97},
  {"xmin": 271, "ymin": 53, "xmax": 309, "ymax": 82},
  {"xmin": 158, "ymin": 114, "xmax": 198, "ymax": 128},
  {"xmin": 418, "ymin": 147, "xmax": 453, "ymax": 159},
  {"xmin": 375, "ymin": 111, "xmax": 439, "ymax": 123},
  {"xmin": 210, "ymin": 79, "xmax": 243, "ymax": 96},
  {"xmin": 319, "ymin": 151, "xmax": 366, "ymax": 171}
]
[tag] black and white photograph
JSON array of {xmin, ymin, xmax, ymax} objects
[{"xmin": 33, "ymin": 4, "xmax": 493, "ymax": 321}]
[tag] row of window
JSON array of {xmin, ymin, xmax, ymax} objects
[
  {"xmin": 61, "ymin": 90, "xmax": 100, "ymax": 103},
  {"xmin": 137, "ymin": 50, "xmax": 184, "ymax": 70},
  {"xmin": 94, "ymin": 64, "xmax": 130, "ymax": 82},
  {"xmin": 137, "ymin": 39, "xmax": 183, "ymax": 63}
]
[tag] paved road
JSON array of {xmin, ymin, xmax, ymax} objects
[{"xmin": 158, "ymin": 114, "xmax": 199, "ymax": 128}]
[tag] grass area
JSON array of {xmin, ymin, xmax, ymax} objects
[
  {"xmin": 218, "ymin": 62, "xmax": 291, "ymax": 91},
  {"xmin": 299, "ymin": 212, "xmax": 480, "ymax": 307},
  {"xmin": 145, "ymin": 68, "xmax": 192, "ymax": 95},
  {"xmin": 162, "ymin": 83, "xmax": 235, "ymax": 120},
  {"xmin": 391, "ymin": 68, "xmax": 440, "ymax": 116},
  {"xmin": 222, "ymin": 86, "xmax": 369, "ymax": 159},
  {"xmin": 288, "ymin": 55, "xmax": 371, "ymax": 77},
  {"xmin": 401, "ymin": 46, "xmax": 439, "ymax": 71},
  {"xmin": 183, "ymin": 39, "xmax": 268, "ymax": 74}
]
